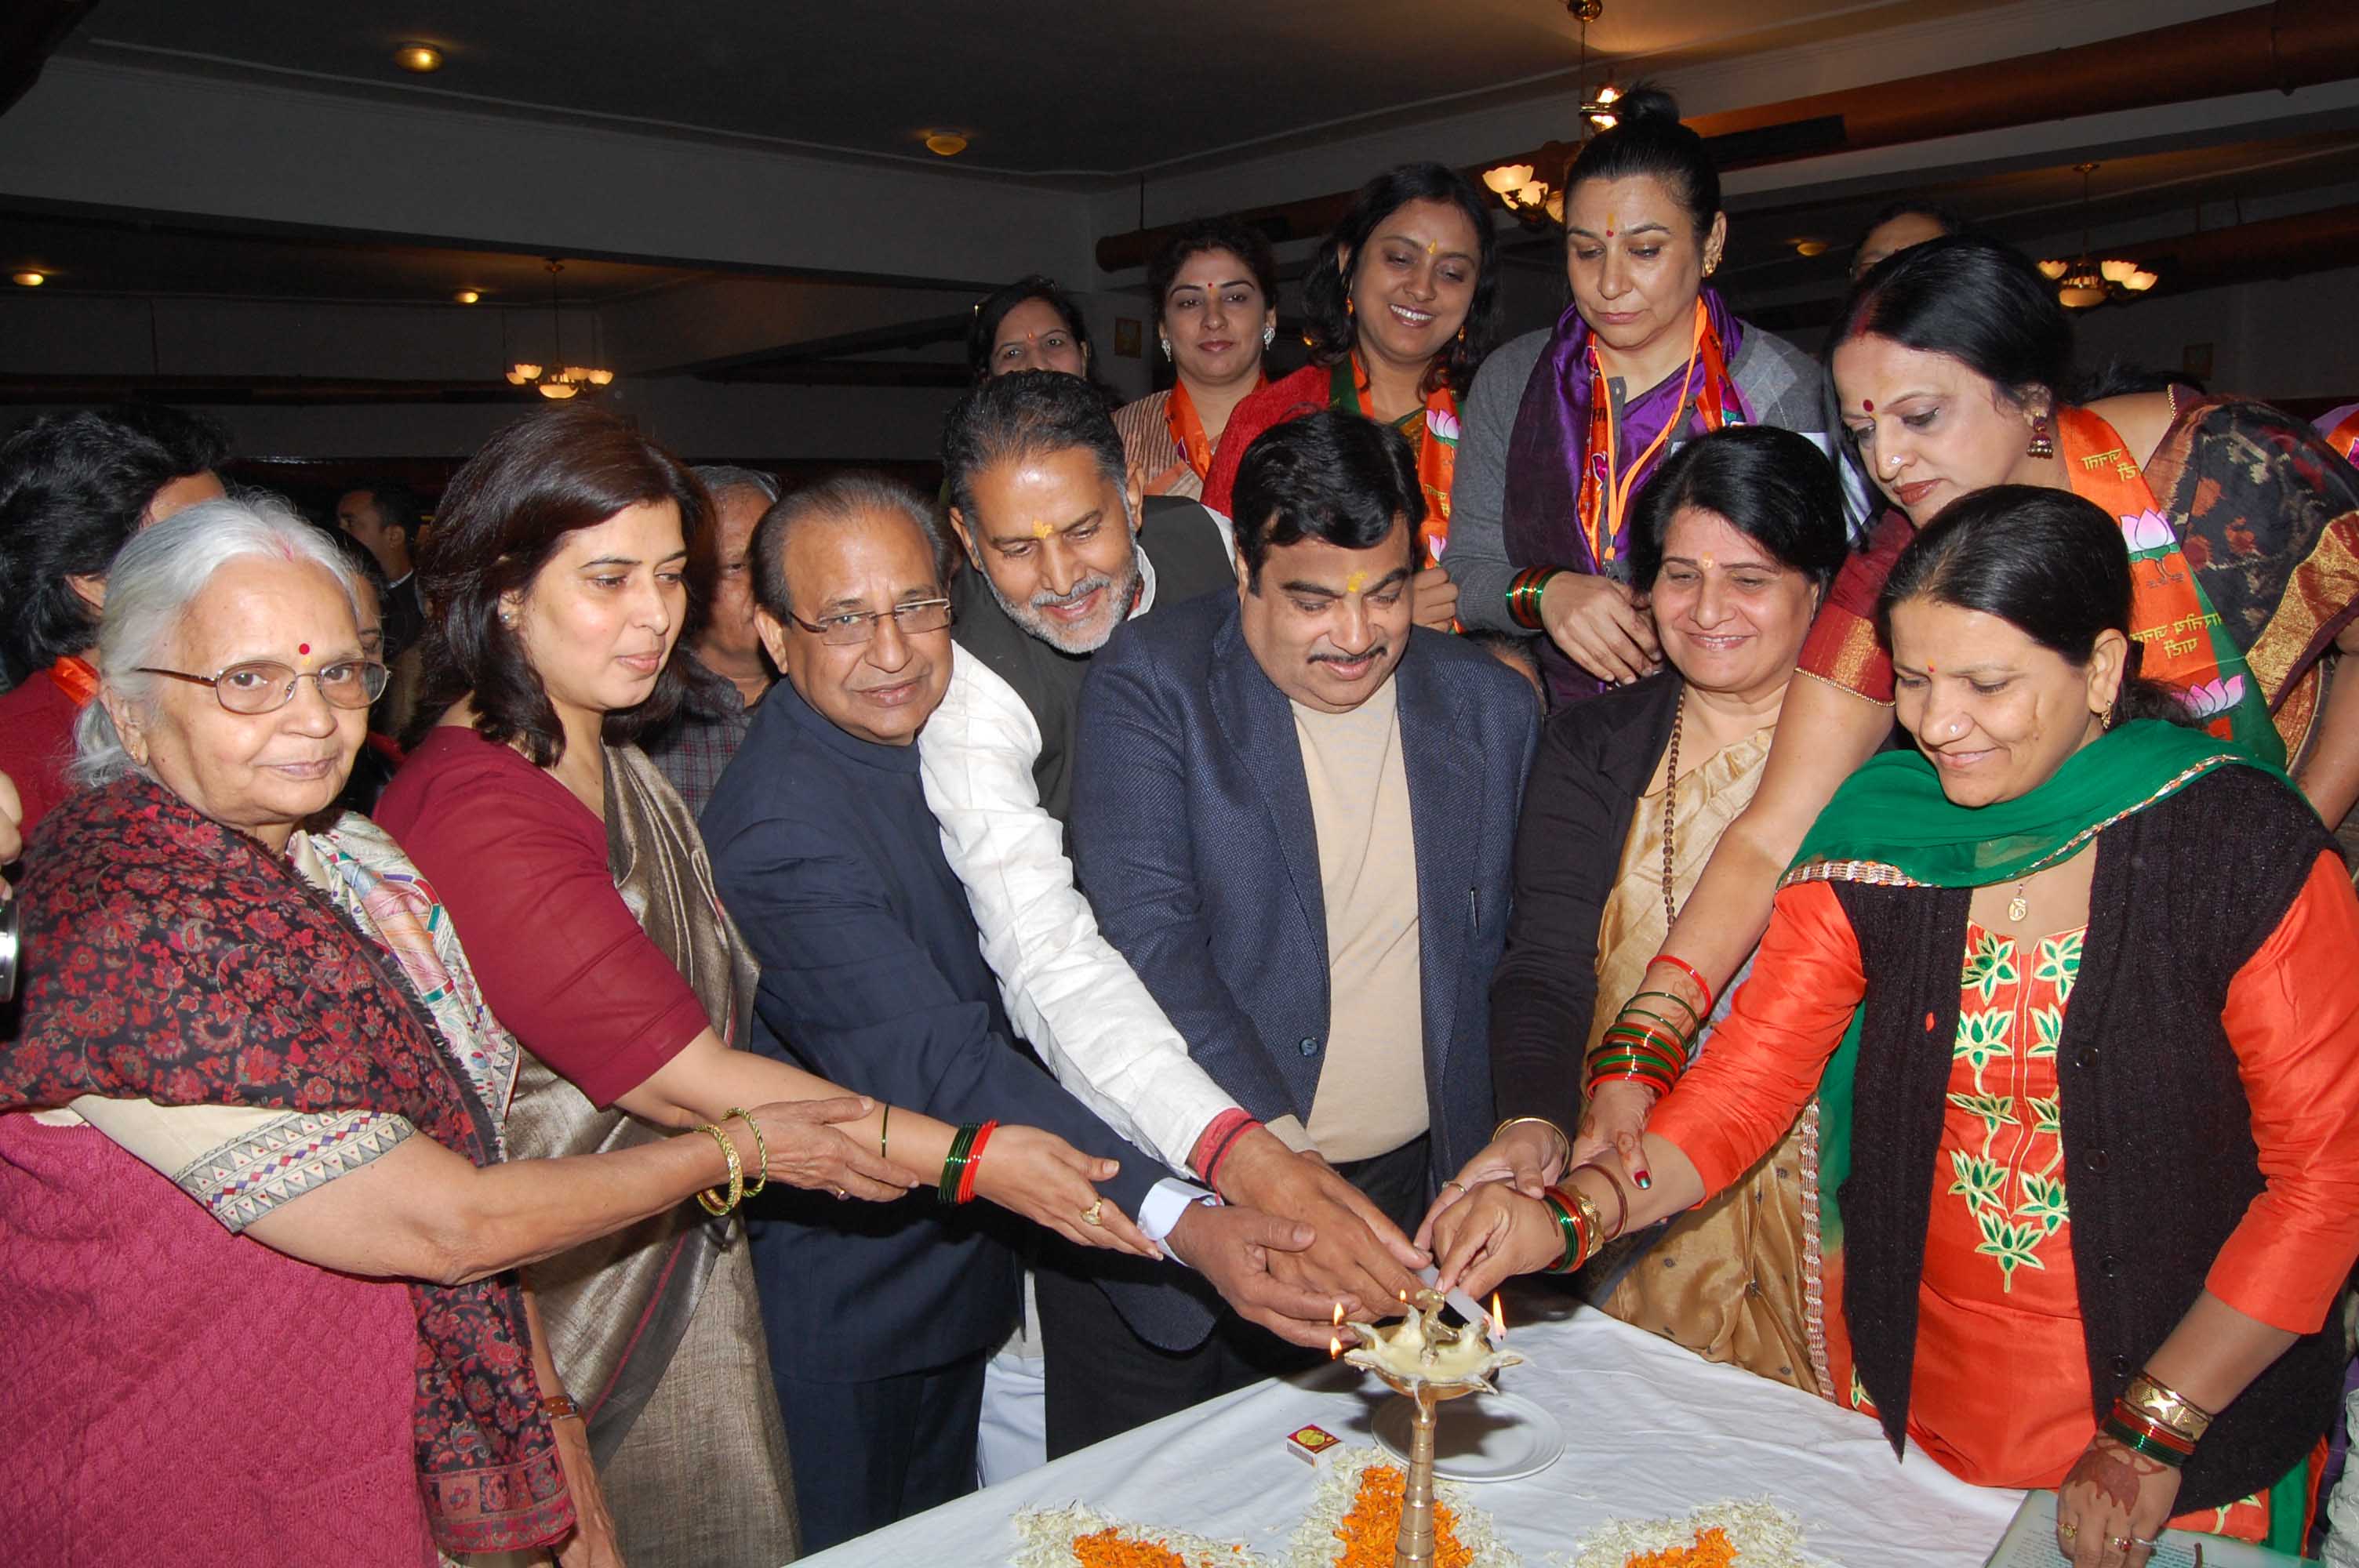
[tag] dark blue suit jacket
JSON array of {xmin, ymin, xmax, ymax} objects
[
  {"xmin": 1071, "ymin": 593, "xmax": 1539, "ymax": 1191},
  {"xmin": 703, "ymin": 678, "xmax": 1205, "ymax": 1381}
]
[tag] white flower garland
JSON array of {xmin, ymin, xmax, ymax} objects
[
  {"xmin": 1561, "ymin": 1498, "xmax": 1816, "ymax": 1567},
  {"xmin": 1281, "ymin": 1446, "xmax": 1519, "ymax": 1568},
  {"xmin": 1012, "ymin": 1504, "xmax": 1270, "ymax": 1568}
]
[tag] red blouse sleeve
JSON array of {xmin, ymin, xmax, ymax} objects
[
  {"xmin": 1797, "ymin": 508, "xmax": 1913, "ymax": 704},
  {"xmin": 375, "ymin": 732, "xmax": 711, "ymax": 1108},
  {"xmin": 2204, "ymin": 851, "xmax": 2359, "ymax": 1334},
  {"xmin": 1650, "ymin": 880, "xmax": 1868, "ymax": 1196}
]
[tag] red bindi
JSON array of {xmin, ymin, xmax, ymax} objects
[
  {"xmin": 298, "ymin": 642, "xmax": 309, "ymax": 655},
  {"xmin": 1862, "ymin": 399, "xmax": 1874, "ymax": 413}
]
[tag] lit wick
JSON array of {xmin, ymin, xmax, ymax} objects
[
  {"xmin": 1491, "ymin": 1293, "xmax": 1507, "ymax": 1342},
  {"xmin": 1329, "ymin": 1300, "xmax": 1346, "ymax": 1360}
]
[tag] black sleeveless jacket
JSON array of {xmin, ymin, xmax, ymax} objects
[{"xmin": 1827, "ymin": 764, "xmax": 2344, "ymax": 1510}]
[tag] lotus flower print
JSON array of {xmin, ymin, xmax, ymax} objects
[
  {"xmin": 2120, "ymin": 509, "xmax": 2177, "ymax": 554},
  {"xmin": 1425, "ymin": 405, "xmax": 1460, "ymax": 444},
  {"xmin": 2183, "ymin": 675, "xmax": 2247, "ymax": 718}
]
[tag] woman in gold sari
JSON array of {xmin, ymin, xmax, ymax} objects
[{"xmin": 1427, "ymin": 425, "xmax": 1846, "ymax": 1389}]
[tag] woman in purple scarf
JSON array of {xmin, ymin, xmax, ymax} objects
[{"xmin": 1447, "ymin": 88, "xmax": 1840, "ymax": 709}]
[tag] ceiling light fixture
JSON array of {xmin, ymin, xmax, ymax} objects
[
  {"xmin": 924, "ymin": 132, "xmax": 969, "ymax": 158},
  {"xmin": 1485, "ymin": 2, "xmax": 1614, "ymax": 230},
  {"xmin": 454, "ymin": 289, "xmax": 481, "ymax": 305},
  {"xmin": 1794, "ymin": 239, "xmax": 1830, "ymax": 258},
  {"xmin": 2041, "ymin": 163, "xmax": 2156, "ymax": 310},
  {"xmin": 506, "ymin": 260, "xmax": 616, "ymax": 397},
  {"xmin": 11, "ymin": 270, "xmax": 45, "ymax": 288},
  {"xmin": 394, "ymin": 44, "xmax": 445, "ymax": 74}
]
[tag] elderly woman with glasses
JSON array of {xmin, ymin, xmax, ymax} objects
[{"xmin": 0, "ymin": 497, "xmax": 884, "ymax": 1566}]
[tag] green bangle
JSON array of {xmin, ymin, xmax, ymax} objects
[
  {"xmin": 1630, "ymin": 989, "xmax": 1705, "ymax": 1029},
  {"xmin": 1619, "ymin": 1004, "xmax": 1694, "ymax": 1040},
  {"xmin": 938, "ymin": 1122, "xmax": 982, "ymax": 1204},
  {"xmin": 2103, "ymin": 1414, "xmax": 2191, "ymax": 1469}
]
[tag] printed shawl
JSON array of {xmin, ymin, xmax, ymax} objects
[{"xmin": 2, "ymin": 774, "xmax": 571, "ymax": 1554}]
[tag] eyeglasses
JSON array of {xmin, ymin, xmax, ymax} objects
[
  {"xmin": 138, "ymin": 659, "xmax": 390, "ymax": 714},
  {"xmin": 783, "ymin": 598, "xmax": 954, "ymax": 647}
]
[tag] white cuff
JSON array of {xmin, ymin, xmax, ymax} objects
[{"xmin": 1139, "ymin": 1176, "xmax": 1217, "ymax": 1259}]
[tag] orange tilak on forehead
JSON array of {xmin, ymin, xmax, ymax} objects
[
  {"xmin": 1345, "ymin": 569, "xmax": 1369, "ymax": 594},
  {"xmin": 1030, "ymin": 519, "xmax": 1052, "ymax": 539}
]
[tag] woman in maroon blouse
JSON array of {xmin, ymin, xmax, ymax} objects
[{"xmin": 376, "ymin": 407, "xmax": 1153, "ymax": 1564}]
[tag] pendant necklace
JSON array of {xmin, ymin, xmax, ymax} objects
[{"xmin": 2008, "ymin": 881, "xmax": 2029, "ymax": 923}]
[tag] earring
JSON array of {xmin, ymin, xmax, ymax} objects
[
  {"xmin": 2026, "ymin": 412, "xmax": 2056, "ymax": 461},
  {"xmin": 1262, "ymin": 325, "xmax": 1275, "ymax": 348},
  {"xmin": 500, "ymin": 608, "xmax": 517, "ymax": 628},
  {"xmin": 1345, "ymin": 298, "xmax": 1354, "ymax": 318},
  {"xmin": 1159, "ymin": 338, "xmax": 1172, "ymax": 361}
]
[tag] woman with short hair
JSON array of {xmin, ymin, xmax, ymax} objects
[
  {"xmin": 1427, "ymin": 426, "xmax": 1847, "ymax": 1394},
  {"xmin": 1438, "ymin": 486, "xmax": 2359, "ymax": 1562},
  {"xmin": 1113, "ymin": 216, "xmax": 1278, "ymax": 499}
]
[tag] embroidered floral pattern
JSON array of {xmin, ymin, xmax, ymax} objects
[{"xmin": 1939, "ymin": 924, "xmax": 2084, "ymax": 1293}]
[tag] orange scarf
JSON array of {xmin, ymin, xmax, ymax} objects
[
  {"xmin": 2324, "ymin": 405, "xmax": 2359, "ymax": 463},
  {"xmin": 1163, "ymin": 374, "xmax": 1264, "ymax": 485},
  {"xmin": 1335, "ymin": 355, "xmax": 1459, "ymax": 568},
  {"xmin": 2056, "ymin": 405, "xmax": 2277, "ymax": 764},
  {"xmin": 1574, "ymin": 298, "xmax": 1739, "ymax": 572}
]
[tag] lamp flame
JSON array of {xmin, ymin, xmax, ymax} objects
[
  {"xmin": 1492, "ymin": 1294, "xmax": 1506, "ymax": 1338},
  {"xmin": 1329, "ymin": 1300, "xmax": 1345, "ymax": 1360}
]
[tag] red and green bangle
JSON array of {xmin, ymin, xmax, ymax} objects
[
  {"xmin": 2103, "ymin": 1405, "xmax": 2196, "ymax": 1467},
  {"xmin": 1539, "ymin": 1182, "xmax": 1604, "ymax": 1273},
  {"xmin": 1506, "ymin": 566, "xmax": 1561, "ymax": 631},
  {"xmin": 955, "ymin": 1120, "xmax": 999, "ymax": 1205}
]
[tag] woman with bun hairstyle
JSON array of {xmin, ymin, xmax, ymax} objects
[
  {"xmin": 1201, "ymin": 161, "xmax": 1501, "ymax": 632},
  {"xmin": 1448, "ymin": 88, "xmax": 1838, "ymax": 707}
]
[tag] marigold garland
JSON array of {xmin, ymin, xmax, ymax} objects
[
  {"xmin": 1621, "ymin": 1525, "xmax": 1738, "ymax": 1568},
  {"xmin": 1070, "ymin": 1525, "xmax": 1199, "ymax": 1568}
]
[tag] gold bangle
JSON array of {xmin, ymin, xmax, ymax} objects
[
  {"xmin": 2124, "ymin": 1372, "xmax": 2214, "ymax": 1443},
  {"xmin": 1571, "ymin": 1161, "xmax": 1629, "ymax": 1242},
  {"xmin": 1492, "ymin": 1115, "xmax": 1571, "ymax": 1169},
  {"xmin": 694, "ymin": 1121, "xmax": 744, "ymax": 1217},
  {"xmin": 726, "ymin": 1108, "xmax": 769, "ymax": 1199},
  {"xmin": 1558, "ymin": 1180, "xmax": 1607, "ymax": 1269},
  {"xmin": 881, "ymin": 1102, "xmax": 892, "ymax": 1162}
]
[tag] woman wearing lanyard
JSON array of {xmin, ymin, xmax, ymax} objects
[
  {"xmin": 1201, "ymin": 161, "xmax": 1501, "ymax": 633},
  {"xmin": 1447, "ymin": 88, "xmax": 1837, "ymax": 708},
  {"xmin": 1114, "ymin": 218, "xmax": 1278, "ymax": 500}
]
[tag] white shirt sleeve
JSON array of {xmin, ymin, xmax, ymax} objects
[{"xmin": 920, "ymin": 649, "xmax": 1243, "ymax": 1174}]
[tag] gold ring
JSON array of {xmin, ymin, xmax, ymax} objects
[
  {"xmin": 2059, "ymin": 1523, "xmax": 2077, "ymax": 1539},
  {"xmin": 1441, "ymin": 1180, "xmax": 1467, "ymax": 1196},
  {"xmin": 1081, "ymin": 1200, "xmax": 1105, "ymax": 1226}
]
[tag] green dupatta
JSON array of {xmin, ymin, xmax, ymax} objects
[{"xmin": 1785, "ymin": 717, "xmax": 2274, "ymax": 1270}]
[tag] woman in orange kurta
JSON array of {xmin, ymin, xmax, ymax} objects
[{"xmin": 1432, "ymin": 487, "xmax": 2359, "ymax": 1567}]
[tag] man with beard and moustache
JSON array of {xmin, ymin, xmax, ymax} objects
[
  {"xmin": 1062, "ymin": 410, "xmax": 1538, "ymax": 1445},
  {"xmin": 925, "ymin": 373, "xmax": 1441, "ymax": 1458}
]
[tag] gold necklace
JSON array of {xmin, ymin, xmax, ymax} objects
[
  {"xmin": 1661, "ymin": 688, "xmax": 1685, "ymax": 931},
  {"xmin": 2008, "ymin": 880, "xmax": 2029, "ymax": 923}
]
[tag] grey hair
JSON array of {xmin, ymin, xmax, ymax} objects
[
  {"xmin": 75, "ymin": 495, "xmax": 365, "ymax": 787},
  {"xmin": 692, "ymin": 464, "xmax": 782, "ymax": 506},
  {"xmin": 748, "ymin": 472, "xmax": 947, "ymax": 621}
]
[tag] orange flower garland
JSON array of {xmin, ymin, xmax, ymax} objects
[
  {"xmin": 1620, "ymin": 1526, "xmax": 1737, "ymax": 1568},
  {"xmin": 1329, "ymin": 1465, "xmax": 1473, "ymax": 1568},
  {"xmin": 1070, "ymin": 1526, "xmax": 1199, "ymax": 1568}
]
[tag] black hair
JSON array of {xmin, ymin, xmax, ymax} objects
[
  {"xmin": 1626, "ymin": 425, "xmax": 1849, "ymax": 595},
  {"xmin": 1231, "ymin": 410, "xmax": 1421, "ymax": 590},
  {"xmin": 1300, "ymin": 163, "xmax": 1500, "ymax": 398},
  {"xmin": 404, "ymin": 404, "xmax": 714, "ymax": 761},
  {"xmin": 1834, "ymin": 234, "xmax": 2074, "ymax": 413},
  {"xmin": 1146, "ymin": 216, "xmax": 1280, "ymax": 327},
  {"xmin": 968, "ymin": 274, "xmax": 1099, "ymax": 383},
  {"xmin": 750, "ymin": 471, "xmax": 949, "ymax": 622},
  {"xmin": 318, "ymin": 521, "xmax": 392, "ymax": 598},
  {"xmin": 0, "ymin": 404, "xmax": 231, "ymax": 679},
  {"xmin": 941, "ymin": 369, "xmax": 1127, "ymax": 532},
  {"xmin": 1563, "ymin": 85, "xmax": 1720, "ymax": 241},
  {"xmin": 1877, "ymin": 484, "xmax": 2190, "ymax": 728},
  {"xmin": 1846, "ymin": 199, "xmax": 1968, "ymax": 278},
  {"xmin": 343, "ymin": 477, "xmax": 426, "ymax": 538}
]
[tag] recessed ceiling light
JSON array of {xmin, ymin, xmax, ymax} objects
[
  {"xmin": 454, "ymin": 289, "xmax": 481, "ymax": 304},
  {"xmin": 1794, "ymin": 239, "xmax": 1830, "ymax": 257},
  {"xmin": 394, "ymin": 44, "xmax": 445, "ymax": 74},
  {"xmin": 924, "ymin": 132, "xmax": 969, "ymax": 158},
  {"xmin": 11, "ymin": 270, "xmax": 45, "ymax": 288}
]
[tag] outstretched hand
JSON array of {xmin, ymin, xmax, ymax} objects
[
  {"xmin": 2055, "ymin": 1432, "xmax": 2176, "ymax": 1568},
  {"xmin": 1414, "ymin": 1120, "xmax": 1567, "ymax": 1252},
  {"xmin": 740, "ymin": 1095, "xmax": 917, "ymax": 1202},
  {"xmin": 971, "ymin": 1124, "xmax": 1162, "ymax": 1260},
  {"xmin": 1569, "ymin": 1080, "xmax": 1659, "ymax": 1189},
  {"xmin": 1168, "ymin": 1202, "xmax": 1339, "ymax": 1348},
  {"xmin": 1217, "ymin": 1130, "xmax": 1425, "ymax": 1320}
]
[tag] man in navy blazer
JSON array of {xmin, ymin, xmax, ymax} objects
[
  {"xmin": 1067, "ymin": 411, "xmax": 1540, "ymax": 1443},
  {"xmin": 703, "ymin": 474, "xmax": 1332, "ymax": 1548}
]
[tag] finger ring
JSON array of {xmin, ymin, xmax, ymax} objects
[
  {"xmin": 832, "ymin": 1188, "xmax": 849, "ymax": 1201},
  {"xmin": 2109, "ymin": 1537, "xmax": 2135, "ymax": 1552},
  {"xmin": 1440, "ymin": 1180, "xmax": 1466, "ymax": 1196},
  {"xmin": 2058, "ymin": 1522, "xmax": 2077, "ymax": 1539},
  {"xmin": 2129, "ymin": 1537, "xmax": 2161, "ymax": 1549},
  {"xmin": 1081, "ymin": 1200, "xmax": 1105, "ymax": 1225}
]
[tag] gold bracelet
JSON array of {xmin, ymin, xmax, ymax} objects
[
  {"xmin": 2124, "ymin": 1372, "xmax": 2215, "ymax": 1443},
  {"xmin": 1492, "ymin": 1115, "xmax": 1572, "ymax": 1170},
  {"xmin": 694, "ymin": 1121, "xmax": 744, "ymax": 1217},
  {"xmin": 726, "ymin": 1108, "xmax": 769, "ymax": 1199},
  {"xmin": 881, "ymin": 1102, "xmax": 892, "ymax": 1162},
  {"xmin": 1571, "ymin": 1160, "xmax": 1629, "ymax": 1242}
]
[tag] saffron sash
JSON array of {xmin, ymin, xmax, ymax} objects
[{"xmin": 1331, "ymin": 354, "xmax": 1459, "ymax": 568}]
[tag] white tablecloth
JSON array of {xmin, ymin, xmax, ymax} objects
[{"xmin": 798, "ymin": 1292, "xmax": 2026, "ymax": 1567}]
